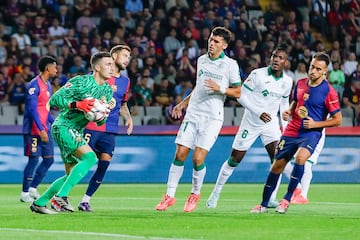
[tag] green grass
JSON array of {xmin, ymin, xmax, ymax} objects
[{"xmin": 0, "ymin": 184, "xmax": 359, "ymax": 240}]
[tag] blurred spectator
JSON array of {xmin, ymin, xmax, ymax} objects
[
  {"xmin": 153, "ymin": 76, "xmax": 174, "ymax": 107},
  {"xmin": 342, "ymin": 76, "xmax": 360, "ymax": 125},
  {"xmin": 142, "ymin": 67, "xmax": 155, "ymax": 91},
  {"xmin": 57, "ymin": 4, "xmax": 74, "ymax": 29},
  {"xmin": 63, "ymin": 28, "xmax": 79, "ymax": 55},
  {"xmin": 0, "ymin": 39, "xmax": 7, "ymax": 65},
  {"xmin": 21, "ymin": 0, "xmax": 38, "ymax": 18},
  {"xmin": 99, "ymin": 7, "xmax": 119, "ymax": 35},
  {"xmin": 263, "ymin": 1, "xmax": 280, "ymax": 26},
  {"xmin": 55, "ymin": 64, "xmax": 68, "ymax": 86},
  {"xmin": 20, "ymin": 64, "xmax": 34, "ymax": 83},
  {"xmin": 125, "ymin": 0, "xmax": 144, "ymax": 18},
  {"xmin": 29, "ymin": 15, "xmax": 49, "ymax": 47},
  {"xmin": 90, "ymin": 0, "xmax": 111, "ymax": 17},
  {"xmin": 329, "ymin": 60, "xmax": 346, "ymax": 99},
  {"xmin": 0, "ymin": 23, "xmax": 10, "ymax": 43},
  {"xmin": 7, "ymin": 72, "xmax": 26, "ymax": 114},
  {"xmin": 178, "ymin": 48, "xmax": 196, "ymax": 79},
  {"xmin": 163, "ymin": 28, "xmax": 181, "ymax": 54},
  {"xmin": 174, "ymin": 77, "xmax": 192, "ymax": 100},
  {"xmin": 327, "ymin": 0, "xmax": 346, "ymax": 41},
  {"xmin": 0, "ymin": 72, "xmax": 8, "ymax": 105},
  {"xmin": 5, "ymin": 0, "xmax": 22, "ymax": 25},
  {"xmin": 11, "ymin": 24, "xmax": 31, "ymax": 50},
  {"xmin": 157, "ymin": 54, "xmax": 177, "ymax": 85},
  {"xmin": 341, "ymin": 11, "xmax": 360, "ymax": 41},
  {"xmin": 127, "ymin": 58, "xmax": 140, "ymax": 89},
  {"xmin": 294, "ymin": 62, "xmax": 308, "ymax": 84},
  {"xmin": 51, "ymin": 76, "xmax": 61, "ymax": 94},
  {"xmin": 343, "ymin": 52, "xmax": 358, "ymax": 78},
  {"xmin": 311, "ymin": 0, "xmax": 331, "ymax": 37},
  {"xmin": 76, "ymin": 7, "xmax": 96, "ymax": 33},
  {"xmin": 48, "ymin": 18, "xmax": 67, "ymax": 47},
  {"xmin": 68, "ymin": 55, "xmax": 87, "ymax": 76},
  {"xmin": 134, "ymin": 74, "xmax": 153, "ymax": 106},
  {"xmin": 73, "ymin": 0, "xmax": 88, "ymax": 22}
]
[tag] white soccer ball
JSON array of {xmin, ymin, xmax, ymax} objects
[{"xmin": 85, "ymin": 99, "xmax": 109, "ymax": 122}]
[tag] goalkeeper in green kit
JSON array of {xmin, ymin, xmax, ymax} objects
[{"xmin": 30, "ymin": 52, "xmax": 113, "ymax": 214}]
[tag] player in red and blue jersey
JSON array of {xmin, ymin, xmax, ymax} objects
[
  {"xmin": 251, "ymin": 52, "xmax": 342, "ymax": 214},
  {"xmin": 77, "ymin": 45, "xmax": 133, "ymax": 212},
  {"xmin": 21, "ymin": 56, "xmax": 57, "ymax": 203}
]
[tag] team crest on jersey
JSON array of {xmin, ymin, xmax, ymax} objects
[
  {"xmin": 64, "ymin": 82, "xmax": 72, "ymax": 88},
  {"xmin": 109, "ymin": 97, "xmax": 116, "ymax": 109},
  {"xmin": 28, "ymin": 88, "xmax": 36, "ymax": 95},
  {"xmin": 198, "ymin": 69, "xmax": 203, "ymax": 77},
  {"xmin": 111, "ymin": 85, "xmax": 117, "ymax": 92},
  {"xmin": 303, "ymin": 93, "xmax": 309, "ymax": 101},
  {"xmin": 298, "ymin": 106, "xmax": 308, "ymax": 119}
]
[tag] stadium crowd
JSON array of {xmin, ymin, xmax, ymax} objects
[{"xmin": 0, "ymin": 0, "xmax": 359, "ymax": 125}]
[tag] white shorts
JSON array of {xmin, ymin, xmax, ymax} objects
[
  {"xmin": 232, "ymin": 118, "xmax": 281, "ymax": 151},
  {"xmin": 175, "ymin": 112, "xmax": 223, "ymax": 151}
]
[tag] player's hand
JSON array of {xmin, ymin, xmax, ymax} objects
[
  {"xmin": 204, "ymin": 79, "xmax": 220, "ymax": 93},
  {"xmin": 125, "ymin": 118, "xmax": 133, "ymax": 135},
  {"xmin": 282, "ymin": 110, "xmax": 292, "ymax": 121},
  {"xmin": 39, "ymin": 130, "xmax": 49, "ymax": 142},
  {"xmin": 260, "ymin": 112, "xmax": 272, "ymax": 123},
  {"xmin": 172, "ymin": 104, "xmax": 184, "ymax": 119},
  {"xmin": 303, "ymin": 116, "xmax": 316, "ymax": 129},
  {"xmin": 74, "ymin": 98, "xmax": 95, "ymax": 112}
]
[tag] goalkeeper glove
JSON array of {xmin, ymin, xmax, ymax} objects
[{"xmin": 69, "ymin": 98, "xmax": 95, "ymax": 112}]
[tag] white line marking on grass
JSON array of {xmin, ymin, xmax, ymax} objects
[{"xmin": 0, "ymin": 228, "xmax": 195, "ymax": 240}]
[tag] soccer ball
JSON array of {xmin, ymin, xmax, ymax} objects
[{"xmin": 85, "ymin": 99, "xmax": 109, "ymax": 122}]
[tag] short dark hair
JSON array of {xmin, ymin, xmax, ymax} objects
[
  {"xmin": 37, "ymin": 55, "xmax": 56, "ymax": 72},
  {"xmin": 313, "ymin": 52, "xmax": 330, "ymax": 66},
  {"xmin": 90, "ymin": 51, "xmax": 111, "ymax": 69},
  {"xmin": 110, "ymin": 44, "xmax": 131, "ymax": 55},
  {"xmin": 274, "ymin": 43, "xmax": 288, "ymax": 52},
  {"xmin": 211, "ymin": 26, "xmax": 232, "ymax": 44}
]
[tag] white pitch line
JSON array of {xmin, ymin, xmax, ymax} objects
[{"xmin": 0, "ymin": 228, "xmax": 195, "ymax": 240}]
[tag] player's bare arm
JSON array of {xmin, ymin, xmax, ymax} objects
[
  {"xmin": 204, "ymin": 79, "xmax": 241, "ymax": 98},
  {"xmin": 120, "ymin": 103, "xmax": 133, "ymax": 135}
]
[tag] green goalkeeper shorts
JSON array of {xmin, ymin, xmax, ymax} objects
[{"xmin": 52, "ymin": 125, "xmax": 87, "ymax": 164}]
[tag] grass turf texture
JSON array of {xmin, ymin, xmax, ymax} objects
[{"xmin": 0, "ymin": 184, "xmax": 359, "ymax": 240}]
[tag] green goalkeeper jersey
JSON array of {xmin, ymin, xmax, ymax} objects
[{"xmin": 49, "ymin": 75, "xmax": 113, "ymax": 130}]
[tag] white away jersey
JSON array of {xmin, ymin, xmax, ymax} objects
[
  {"xmin": 186, "ymin": 53, "xmax": 241, "ymax": 120},
  {"xmin": 241, "ymin": 67, "xmax": 293, "ymax": 126}
]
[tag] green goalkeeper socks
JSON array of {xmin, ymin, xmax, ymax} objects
[
  {"xmin": 57, "ymin": 151, "xmax": 97, "ymax": 197},
  {"xmin": 34, "ymin": 175, "xmax": 67, "ymax": 206}
]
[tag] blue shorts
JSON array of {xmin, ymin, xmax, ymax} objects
[
  {"xmin": 23, "ymin": 134, "xmax": 54, "ymax": 157},
  {"xmin": 83, "ymin": 129, "xmax": 115, "ymax": 157},
  {"xmin": 275, "ymin": 131, "xmax": 322, "ymax": 162}
]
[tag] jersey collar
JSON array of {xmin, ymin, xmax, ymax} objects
[
  {"xmin": 267, "ymin": 66, "xmax": 283, "ymax": 80},
  {"xmin": 208, "ymin": 51, "xmax": 225, "ymax": 61}
]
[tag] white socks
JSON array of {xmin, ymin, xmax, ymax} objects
[
  {"xmin": 166, "ymin": 163, "xmax": 184, "ymax": 197},
  {"xmin": 213, "ymin": 160, "xmax": 236, "ymax": 194},
  {"xmin": 191, "ymin": 167, "xmax": 206, "ymax": 194}
]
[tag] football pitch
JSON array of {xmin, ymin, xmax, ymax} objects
[{"xmin": 0, "ymin": 183, "xmax": 359, "ymax": 240}]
